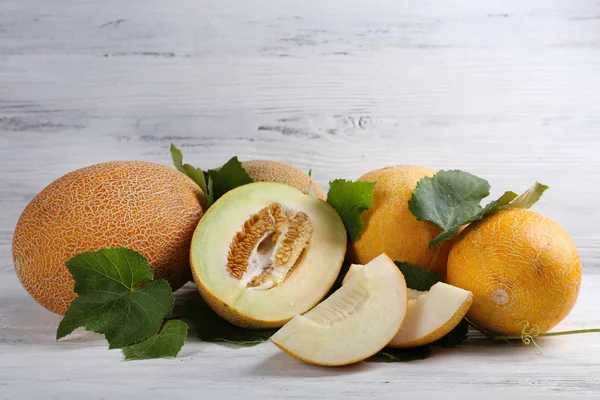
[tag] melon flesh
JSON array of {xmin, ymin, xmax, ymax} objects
[
  {"xmin": 388, "ymin": 282, "xmax": 472, "ymax": 348},
  {"xmin": 344, "ymin": 265, "xmax": 472, "ymax": 348},
  {"xmin": 190, "ymin": 182, "xmax": 347, "ymax": 328},
  {"xmin": 270, "ymin": 254, "xmax": 408, "ymax": 366}
]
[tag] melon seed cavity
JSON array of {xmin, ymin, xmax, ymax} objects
[{"xmin": 227, "ymin": 203, "xmax": 313, "ymax": 290}]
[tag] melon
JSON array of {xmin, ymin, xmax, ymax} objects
[
  {"xmin": 190, "ymin": 182, "xmax": 346, "ymax": 329},
  {"xmin": 12, "ymin": 161, "xmax": 205, "ymax": 315},
  {"xmin": 270, "ymin": 254, "xmax": 408, "ymax": 366},
  {"xmin": 447, "ymin": 208, "xmax": 582, "ymax": 335},
  {"xmin": 240, "ymin": 160, "xmax": 327, "ymax": 200},
  {"xmin": 349, "ymin": 166, "xmax": 452, "ymax": 277},
  {"xmin": 343, "ymin": 265, "xmax": 473, "ymax": 348}
]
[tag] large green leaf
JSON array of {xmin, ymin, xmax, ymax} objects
[
  {"xmin": 57, "ymin": 247, "xmax": 174, "ymax": 349},
  {"xmin": 409, "ymin": 170, "xmax": 548, "ymax": 248}
]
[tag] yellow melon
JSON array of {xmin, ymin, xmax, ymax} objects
[
  {"xmin": 349, "ymin": 166, "xmax": 452, "ymax": 277},
  {"xmin": 447, "ymin": 208, "xmax": 582, "ymax": 335},
  {"xmin": 12, "ymin": 161, "xmax": 205, "ymax": 315},
  {"xmin": 240, "ymin": 160, "xmax": 327, "ymax": 200}
]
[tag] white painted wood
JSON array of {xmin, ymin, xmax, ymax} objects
[{"xmin": 1, "ymin": 0, "xmax": 599, "ymax": 397}]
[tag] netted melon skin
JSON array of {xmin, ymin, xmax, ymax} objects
[
  {"xmin": 12, "ymin": 161, "xmax": 205, "ymax": 315},
  {"xmin": 241, "ymin": 160, "xmax": 327, "ymax": 201}
]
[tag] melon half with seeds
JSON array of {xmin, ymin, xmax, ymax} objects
[
  {"xmin": 270, "ymin": 254, "xmax": 408, "ymax": 366},
  {"xmin": 190, "ymin": 182, "xmax": 347, "ymax": 329}
]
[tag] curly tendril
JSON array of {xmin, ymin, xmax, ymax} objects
[{"xmin": 513, "ymin": 320, "xmax": 543, "ymax": 355}]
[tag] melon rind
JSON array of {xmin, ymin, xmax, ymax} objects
[{"xmin": 190, "ymin": 182, "xmax": 347, "ymax": 328}]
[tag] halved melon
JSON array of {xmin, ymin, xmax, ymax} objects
[
  {"xmin": 270, "ymin": 254, "xmax": 408, "ymax": 366},
  {"xmin": 190, "ymin": 182, "xmax": 347, "ymax": 329},
  {"xmin": 344, "ymin": 266, "xmax": 473, "ymax": 348}
]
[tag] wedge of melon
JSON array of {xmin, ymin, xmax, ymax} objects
[
  {"xmin": 344, "ymin": 265, "xmax": 472, "ymax": 348},
  {"xmin": 270, "ymin": 254, "xmax": 408, "ymax": 366},
  {"xmin": 190, "ymin": 182, "xmax": 347, "ymax": 329},
  {"xmin": 388, "ymin": 282, "xmax": 472, "ymax": 347}
]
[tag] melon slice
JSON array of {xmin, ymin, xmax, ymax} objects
[
  {"xmin": 270, "ymin": 254, "xmax": 408, "ymax": 366},
  {"xmin": 190, "ymin": 182, "xmax": 347, "ymax": 329},
  {"xmin": 344, "ymin": 265, "xmax": 472, "ymax": 348},
  {"xmin": 388, "ymin": 283, "xmax": 472, "ymax": 347}
]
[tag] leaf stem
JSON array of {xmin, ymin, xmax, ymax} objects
[
  {"xmin": 492, "ymin": 328, "xmax": 600, "ymax": 341},
  {"xmin": 427, "ymin": 245, "xmax": 443, "ymax": 271}
]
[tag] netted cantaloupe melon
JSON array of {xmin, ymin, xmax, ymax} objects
[
  {"xmin": 12, "ymin": 161, "xmax": 205, "ymax": 315},
  {"xmin": 239, "ymin": 160, "xmax": 327, "ymax": 200}
]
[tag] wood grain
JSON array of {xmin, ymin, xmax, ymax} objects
[{"xmin": 1, "ymin": 0, "xmax": 599, "ymax": 398}]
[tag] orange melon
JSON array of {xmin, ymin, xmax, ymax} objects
[
  {"xmin": 240, "ymin": 160, "xmax": 327, "ymax": 200},
  {"xmin": 447, "ymin": 208, "xmax": 582, "ymax": 335},
  {"xmin": 348, "ymin": 166, "xmax": 452, "ymax": 277},
  {"xmin": 12, "ymin": 161, "xmax": 205, "ymax": 315}
]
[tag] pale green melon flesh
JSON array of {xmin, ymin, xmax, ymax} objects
[
  {"xmin": 270, "ymin": 254, "xmax": 408, "ymax": 366},
  {"xmin": 190, "ymin": 182, "xmax": 347, "ymax": 324}
]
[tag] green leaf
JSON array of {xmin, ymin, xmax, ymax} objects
[
  {"xmin": 122, "ymin": 320, "xmax": 188, "ymax": 360},
  {"xmin": 476, "ymin": 190, "xmax": 518, "ymax": 219},
  {"xmin": 327, "ymin": 179, "xmax": 376, "ymax": 242},
  {"xmin": 170, "ymin": 145, "xmax": 256, "ymax": 207},
  {"xmin": 409, "ymin": 170, "xmax": 549, "ymax": 248},
  {"xmin": 367, "ymin": 346, "xmax": 432, "ymax": 362},
  {"xmin": 409, "ymin": 170, "xmax": 491, "ymax": 248},
  {"xmin": 433, "ymin": 318, "xmax": 469, "ymax": 348},
  {"xmin": 170, "ymin": 144, "xmax": 208, "ymax": 196},
  {"xmin": 57, "ymin": 247, "xmax": 174, "ymax": 349},
  {"xmin": 183, "ymin": 299, "xmax": 277, "ymax": 346},
  {"xmin": 508, "ymin": 182, "xmax": 549, "ymax": 209},
  {"xmin": 205, "ymin": 173, "xmax": 214, "ymax": 206},
  {"xmin": 206, "ymin": 156, "xmax": 254, "ymax": 203},
  {"xmin": 394, "ymin": 262, "xmax": 443, "ymax": 291}
]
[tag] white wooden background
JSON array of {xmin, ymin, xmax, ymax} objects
[{"xmin": 1, "ymin": 0, "xmax": 599, "ymax": 398}]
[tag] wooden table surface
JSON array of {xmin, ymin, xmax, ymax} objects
[{"xmin": 1, "ymin": 0, "xmax": 599, "ymax": 398}]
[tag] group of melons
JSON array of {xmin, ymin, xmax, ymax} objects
[{"xmin": 12, "ymin": 160, "xmax": 581, "ymax": 366}]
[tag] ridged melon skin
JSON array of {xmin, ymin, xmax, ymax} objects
[
  {"xmin": 12, "ymin": 161, "xmax": 205, "ymax": 315},
  {"xmin": 348, "ymin": 166, "xmax": 452, "ymax": 277},
  {"xmin": 447, "ymin": 208, "xmax": 582, "ymax": 335},
  {"xmin": 241, "ymin": 160, "xmax": 327, "ymax": 201}
]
